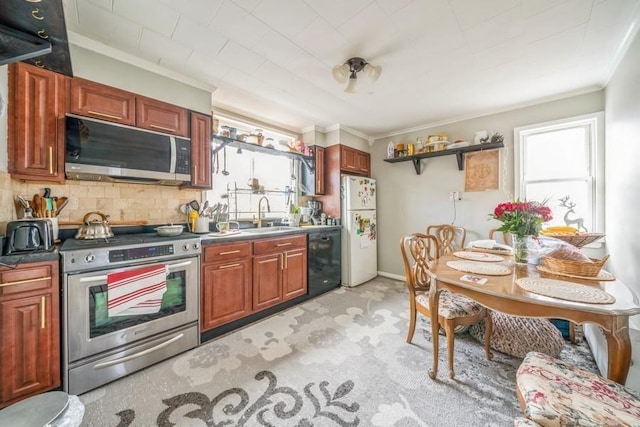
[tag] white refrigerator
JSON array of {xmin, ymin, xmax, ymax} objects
[{"xmin": 341, "ymin": 175, "xmax": 377, "ymax": 287}]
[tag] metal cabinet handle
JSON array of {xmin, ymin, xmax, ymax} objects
[
  {"xmin": 0, "ymin": 276, "xmax": 51, "ymax": 288},
  {"xmin": 88, "ymin": 110, "xmax": 123, "ymax": 120},
  {"xmin": 276, "ymin": 242, "xmax": 292, "ymax": 247},
  {"xmin": 150, "ymin": 124, "xmax": 175, "ymax": 132},
  {"xmin": 284, "ymin": 253, "xmax": 288, "ymax": 269},
  {"xmin": 218, "ymin": 263, "xmax": 240, "ymax": 270},
  {"xmin": 280, "ymin": 254, "xmax": 284, "ymax": 270},
  {"xmin": 219, "ymin": 250, "xmax": 240, "ymax": 255},
  {"xmin": 48, "ymin": 146, "xmax": 53, "ymax": 174},
  {"xmin": 40, "ymin": 296, "xmax": 46, "ymax": 329}
]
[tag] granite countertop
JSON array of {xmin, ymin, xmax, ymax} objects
[
  {"xmin": 200, "ymin": 225, "xmax": 341, "ymax": 243},
  {"xmin": 0, "ymin": 248, "xmax": 60, "ymax": 268}
]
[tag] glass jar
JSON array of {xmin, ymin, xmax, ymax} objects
[{"xmin": 254, "ymin": 129, "xmax": 264, "ymax": 145}]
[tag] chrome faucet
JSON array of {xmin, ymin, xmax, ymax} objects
[{"xmin": 257, "ymin": 196, "xmax": 271, "ymax": 228}]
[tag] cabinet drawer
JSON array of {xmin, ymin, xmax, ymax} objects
[
  {"xmin": 253, "ymin": 235, "xmax": 306, "ymax": 255},
  {"xmin": 0, "ymin": 263, "xmax": 55, "ymax": 297},
  {"xmin": 203, "ymin": 242, "xmax": 251, "ymax": 263}
]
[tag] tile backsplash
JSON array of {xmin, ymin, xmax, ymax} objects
[{"xmin": 0, "ymin": 172, "xmax": 201, "ymax": 228}]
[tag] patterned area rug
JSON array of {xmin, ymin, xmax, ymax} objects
[{"xmin": 79, "ymin": 277, "xmax": 598, "ymax": 426}]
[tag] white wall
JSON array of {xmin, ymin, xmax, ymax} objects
[
  {"xmin": 584, "ymin": 26, "xmax": 640, "ymax": 387},
  {"xmin": 371, "ymin": 91, "xmax": 605, "ymax": 277}
]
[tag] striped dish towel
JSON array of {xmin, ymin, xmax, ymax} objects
[{"xmin": 107, "ymin": 265, "xmax": 168, "ymax": 317}]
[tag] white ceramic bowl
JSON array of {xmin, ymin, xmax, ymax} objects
[{"xmin": 155, "ymin": 225, "xmax": 184, "ymax": 236}]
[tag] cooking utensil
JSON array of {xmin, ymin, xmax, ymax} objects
[
  {"xmin": 74, "ymin": 211, "xmax": 114, "ymax": 239},
  {"xmin": 154, "ymin": 224, "xmax": 184, "ymax": 237},
  {"xmin": 215, "ymin": 150, "xmax": 220, "ymax": 174},
  {"xmin": 189, "ymin": 200, "xmax": 200, "ymax": 213},
  {"xmin": 222, "ymin": 147, "xmax": 229, "ymax": 175},
  {"xmin": 199, "ymin": 200, "xmax": 209, "ymax": 216},
  {"xmin": 15, "ymin": 195, "xmax": 30, "ymax": 209},
  {"xmin": 55, "ymin": 197, "xmax": 69, "ymax": 216},
  {"xmin": 32, "ymin": 194, "xmax": 44, "ymax": 218}
]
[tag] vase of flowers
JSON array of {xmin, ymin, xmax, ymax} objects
[{"xmin": 490, "ymin": 200, "xmax": 553, "ymax": 263}]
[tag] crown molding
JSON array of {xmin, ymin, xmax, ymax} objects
[
  {"xmin": 324, "ymin": 123, "xmax": 374, "ymax": 144},
  {"xmin": 67, "ymin": 32, "xmax": 217, "ymax": 93},
  {"xmin": 603, "ymin": 3, "xmax": 640, "ymax": 87}
]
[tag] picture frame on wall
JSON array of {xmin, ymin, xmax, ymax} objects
[{"xmin": 464, "ymin": 149, "xmax": 500, "ymax": 192}]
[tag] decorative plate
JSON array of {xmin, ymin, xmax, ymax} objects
[
  {"xmin": 454, "ymin": 251, "xmax": 504, "ymax": 262},
  {"xmin": 446, "ymin": 260, "xmax": 511, "ymax": 276},
  {"xmin": 536, "ymin": 265, "xmax": 616, "ymax": 281},
  {"xmin": 516, "ymin": 277, "xmax": 615, "ymax": 304}
]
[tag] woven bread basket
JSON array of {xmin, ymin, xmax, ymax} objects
[
  {"xmin": 541, "ymin": 254, "xmax": 610, "ymax": 277},
  {"xmin": 544, "ymin": 233, "xmax": 605, "ymax": 248}
]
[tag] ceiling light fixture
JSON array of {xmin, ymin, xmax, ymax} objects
[{"xmin": 332, "ymin": 57, "xmax": 382, "ymax": 94}]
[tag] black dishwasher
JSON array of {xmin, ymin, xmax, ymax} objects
[{"xmin": 308, "ymin": 228, "xmax": 341, "ymax": 297}]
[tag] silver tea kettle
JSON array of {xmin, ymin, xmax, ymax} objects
[{"xmin": 75, "ymin": 211, "xmax": 115, "ymax": 239}]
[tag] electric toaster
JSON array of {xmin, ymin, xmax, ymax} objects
[{"xmin": 4, "ymin": 219, "xmax": 54, "ymax": 255}]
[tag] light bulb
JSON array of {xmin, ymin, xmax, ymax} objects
[
  {"xmin": 364, "ymin": 63, "xmax": 382, "ymax": 82},
  {"xmin": 344, "ymin": 77, "xmax": 358, "ymax": 93},
  {"xmin": 332, "ymin": 64, "xmax": 349, "ymax": 83}
]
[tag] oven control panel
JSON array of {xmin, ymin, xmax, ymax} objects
[{"xmin": 109, "ymin": 244, "xmax": 174, "ymax": 262}]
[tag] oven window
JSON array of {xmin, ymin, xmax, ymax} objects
[{"xmin": 88, "ymin": 270, "xmax": 186, "ymax": 338}]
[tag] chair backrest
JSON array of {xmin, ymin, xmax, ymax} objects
[
  {"xmin": 400, "ymin": 233, "xmax": 440, "ymax": 292},
  {"xmin": 489, "ymin": 228, "xmax": 510, "ymax": 245},
  {"xmin": 426, "ymin": 224, "xmax": 466, "ymax": 256}
]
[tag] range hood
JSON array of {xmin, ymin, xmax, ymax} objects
[{"xmin": 0, "ymin": 0, "xmax": 72, "ymax": 76}]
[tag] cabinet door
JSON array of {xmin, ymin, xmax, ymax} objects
[
  {"xmin": 340, "ymin": 145, "xmax": 357, "ymax": 172},
  {"xmin": 252, "ymin": 253, "xmax": 283, "ymax": 311},
  {"xmin": 8, "ymin": 63, "xmax": 66, "ymax": 182},
  {"xmin": 315, "ymin": 146, "xmax": 326, "ymax": 195},
  {"xmin": 0, "ymin": 260, "xmax": 60, "ymax": 408},
  {"xmin": 355, "ymin": 151, "xmax": 370, "ymax": 176},
  {"xmin": 136, "ymin": 96, "xmax": 188, "ymax": 137},
  {"xmin": 283, "ymin": 248, "xmax": 307, "ymax": 301},
  {"xmin": 190, "ymin": 112, "xmax": 212, "ymax": 189},
  {"xmin": 70, "ymin": 77, "xmax": 135, "ymax": 125},
  {"xmin": 201, "ymin": 259, "xmax": 252, "ymax": 331}
]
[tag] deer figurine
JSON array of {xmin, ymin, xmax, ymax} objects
[{"xmin": 558, "ymin": 196, "xmax": 588, "ymax": 232}]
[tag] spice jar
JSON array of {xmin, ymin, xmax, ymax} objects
[{"xmin": 254, "ymin": 129, "xmax": 264, "ymax": 145}]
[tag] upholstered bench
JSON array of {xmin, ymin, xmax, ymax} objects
[
  {"xmin": 516, "ymin": 351, "xmax": 640, "ymax": 426},
  {"xmin": 470, "ymin": 311, "xmax": 565, "ymax": 358}
]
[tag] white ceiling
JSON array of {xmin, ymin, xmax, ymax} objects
[{"xmin": 63, "ymin": 0, "xmax": 640, "ymax": 138}]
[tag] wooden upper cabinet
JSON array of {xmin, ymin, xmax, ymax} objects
[
  {"xmin": 136, "ymin": 96, "xmax": 188, "ymax": 137},
  {"xmin": 189, "ymin": 112, "xmax": 212, "ymax": 189},
  {"xmin": 340, "ymin": 145, "xmax": 370, "ymax": 176},
  {"xmin": 8, "ymin": 62, "xmax": 67, "ymax": 182},
  {"xmin": 70, "ymin": 77, "xmax": 135, "ymax": 126}
]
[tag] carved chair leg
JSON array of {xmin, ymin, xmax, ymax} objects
[
  {"xmin": 483, "ymin": 311, "xmax": 493, "ymax": 361},
  {"xmin": 569, "ymin": 322, "xmax": 576, "ymax": 344},
  {"xmin": 407, "ymin": 298, "xmax": 417, "ymax": 343},
  {"xmin": 444, "ymin": 321, "xmax": 456, "ymax": 379}
]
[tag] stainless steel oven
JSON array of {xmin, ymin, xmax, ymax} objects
[{"xmin": 60, "ymin": 233, "xmax": 201, "ymax": 395}]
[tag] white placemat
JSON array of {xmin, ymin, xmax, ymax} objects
[
  {"xmin": 516, "ymin": 277, "xmax": 615, "ymax": 304},
  {"xmin": 454, "ymin": 251, "xmax": 504, "ymax": 262},
  {"xmin": 446, "ymin": 260, "xmax": 512, "ymax": 276}
]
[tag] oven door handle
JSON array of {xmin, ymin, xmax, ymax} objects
[
  {"xmin": 93, "ymin": 333, "xmax": 184, "ymax": 369},
  {"xmin": 78, "ymin": 260, "xmax": 195, "ymax": 283}
]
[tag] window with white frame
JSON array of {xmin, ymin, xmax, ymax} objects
[
  {"xmin": 514, "ymin": 112, "xmax": 604, "ymax": 233},
  {"xmin": 203, "ymin": 115, "xmax": 299, "ymax": 222}
]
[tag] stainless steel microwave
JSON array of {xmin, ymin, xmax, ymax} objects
[{"xmin": 65, "ymin": 115, "xmax": 191, "ymax": 186}]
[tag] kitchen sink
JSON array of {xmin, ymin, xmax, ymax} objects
[{"xmin": 243, "ymin": 226, "xmax": 301, "ymax": 235}]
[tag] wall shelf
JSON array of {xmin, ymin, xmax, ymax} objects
[
  {"xmin": 212, "ymin": 135, "xmax": 314, "ymax": 170},
  {"xmin": 383, "ymin": 141, "xmax": 504, "ymax": 174}
]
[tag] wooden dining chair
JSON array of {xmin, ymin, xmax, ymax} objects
[
  {"xmin": 426, "ymin": 224, "xmax": 466, "ymax": 256},
  {"xmin": 400, "ymin": 233, "xmax": 492, "ymax": 378},
  {"xmin": 489, "ymin": 228, "xmax": 509, "ymax": 245}
]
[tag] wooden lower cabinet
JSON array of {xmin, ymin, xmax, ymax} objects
[
  {"xmin": 200, "ymin": 243, "xmax": 252, "ymax": 332},
  {"xmin": 0, "ymin": 261, "xmax": 60, "ymax": 409},
  {"xmin": 201, "ymin": 234, "xmax": 308, "ymax": 330}
]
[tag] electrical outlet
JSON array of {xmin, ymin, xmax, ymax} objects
[{"xmin": 449, "ymin": 191, "xmax": 461, "ymax": 201}]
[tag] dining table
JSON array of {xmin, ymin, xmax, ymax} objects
[{"xmin": 426, "ymin": 252, "xmax": 640, "ymax": 385}]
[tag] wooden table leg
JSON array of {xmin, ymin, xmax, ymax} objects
[
  {"xmin": 428, "ymin": 284, "xmax": 441, "ymax": 380},
  {"xmin": 605, "ymin": 316, "xmax": 632, "ymax": 385}
]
